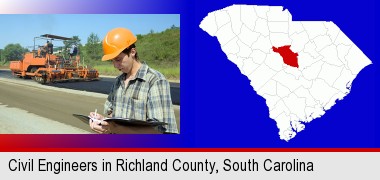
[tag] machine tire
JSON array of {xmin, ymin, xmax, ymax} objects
[
  {"xmin": 30, "ymin": 67, "xmax": 38, "ymax": 80},
  {"xmin": 35, "ymin": 71, "xmax": 48, "ymax": 84},
  {"xmin": 30, "ymin": 67, "xmax": 38, "ymax": 73},
  {"xmin": 41, "ymin": 72, "xmax": 47, "ymax": 84}
]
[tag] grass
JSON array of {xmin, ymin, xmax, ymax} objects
[
  {"xmin": 93, "ymin": 64, "xmax": 180, "ymax": 81},
  {"xmin": 92, "ymin": 65, "xmax": 119, "ymax": 76},
  {"xmin": 0, "ymin": 61, "xmax": 9, "ymax": 69},
  {"xmin": 149, "ymin": 64, "xmax": 180, "ymax": 81}
]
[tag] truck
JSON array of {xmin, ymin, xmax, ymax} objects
[{"xmin": 9, "ymin": 34, "xmax": 99, "ymax": 84}]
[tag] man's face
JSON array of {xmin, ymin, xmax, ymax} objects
[{"xmin": 112, "ymin": 50, "xmax": 135, "ymax": 74}]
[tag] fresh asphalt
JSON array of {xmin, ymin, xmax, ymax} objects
[{"xmin": 0, "ymin": 69, "xmax": 180, "ymax": 105}]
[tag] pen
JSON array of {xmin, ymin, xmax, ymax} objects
[{"xmin": 93, "ymin": 109, "xmax": 102, "ymax": 125}]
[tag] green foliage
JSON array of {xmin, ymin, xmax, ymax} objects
[
  {"xmin": 83, "ymin": 33, "xmax": 102, "ymax": 65},
  {"xmin": 94, "ymin": 63, "xmax": 180, "ymax": 80},
  {"xmin": 93, "ymin": 64, "xmax": 120, "ymax": 76},
  {"xmin": 135, "ymin": 27, "xmax": 180, "ymax": 69},
  {"xmin": 2, "ymin": 44, "xmax": 28, "ymax": 61},
  {"xmin": 0, "ymin": 61, "xmax": 9, "ymax": 67},
  {"xmin": 148, "ymin": 64, "xmax": 180, "ymax": 80},
  {"xmin": 0, "ymin": 49, "xmax": 3, "ymax": 62},
  {"xmin": 63, "ymin": 36, "xmax": 81, "ymax": 57}
]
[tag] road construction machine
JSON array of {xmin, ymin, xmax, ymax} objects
[{"xmin": 9, "ymin": 34, "xmax": 99, "ymax": 84}]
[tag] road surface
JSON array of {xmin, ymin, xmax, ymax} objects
[
  {"xmin": 0, "ymin": 69, "xmax": 180, "ymax": 105},
  {"xmin": 0, "ymin": 71, "xmax": 180, "ymax": 133}
]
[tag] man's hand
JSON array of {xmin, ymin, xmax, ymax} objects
[
  {"xmin": 89, "ymin": 111, "xmax": 104, "ymax": 120},
  {"xmin": 88, "ymin": 112, "xmax": 113, "ymax": 134}
]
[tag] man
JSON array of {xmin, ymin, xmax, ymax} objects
[
  {"xmin": 44, "ymin": 40, "xmax": 53, "ymax": 54},
  {"xmin": 69, "ymin": 43, "xmax": 78, "ymax": 59},
  {"xmin": 89, "ymin": 27, "xmax": 178, "ymax": 134},
  {"xmin": 37, "ymin": 46, "xmax": 43, "ymax": 57}
]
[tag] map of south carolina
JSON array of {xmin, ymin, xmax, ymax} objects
[{"xmin": 199, "ymin": 5, "xmax": 372, "ymax": 141}]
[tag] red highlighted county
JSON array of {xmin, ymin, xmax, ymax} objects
[{"xmin": 272, "ymin": 45, "xmax": 299, "ymax": 68}]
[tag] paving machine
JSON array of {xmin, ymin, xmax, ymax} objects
[{"xmin": 9, "ymin": 34, "xmax": 99, "ymax": 84}]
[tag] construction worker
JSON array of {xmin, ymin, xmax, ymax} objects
[
  {"xmin": 47, "ymin": 41, "xmax": 53, "ymax": 54},
  {"xmin": 41, "ymin": 42, "xmax": 48, "ymax": 57},
  {"xmin": 69, "ymin": 43, "xmax": 78, "ymax": 59},
  {"xmin": 43, "ymin": 40, "xmax": 53, "ymax": 54},
  {"xmin": 88, "ymin": 27, "xmax": 178, "ymax": 134},
  {"xmin": 37, "ymin": 46, "xmax": 42, "ymax": 57}
]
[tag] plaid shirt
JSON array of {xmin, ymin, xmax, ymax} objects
[{"xmin": 104, "ymin": 63, "xmax": 178, "ymax": 133}]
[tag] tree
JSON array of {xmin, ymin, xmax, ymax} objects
[
  {"xmin": 0, "ymin": 49, "xmax": 3, "ymax": 62},
  {"xmin": 83, "ymin": 33, "xmax": 102, "ymax": 65},
  {"xmin": 2, "ymin": 44, "xmax": 28, "ymax": 62},
  {"xmin": 170, "ymin": 24, "xmax": 179, "ymax": 29},
  {"xmin": 63, "ymin": 36, "xmax": 81, "ymax": 57}
]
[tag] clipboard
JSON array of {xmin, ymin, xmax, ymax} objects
[{"xmin": 72, "ymin": 114, "xmax": 167, "ymax": 127}]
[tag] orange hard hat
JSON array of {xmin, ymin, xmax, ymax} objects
[{"xmin": 102, "ymin": 27, "xmax": 137, "ymax": 61}]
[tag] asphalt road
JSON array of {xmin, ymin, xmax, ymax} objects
[
  {"xmin": 0, "ymin": 69, "xmax": 180, "ymax": 133},
  {"xmin": 0, "ymin": 70, "xmax": 180, "ymax": 105},
  {"xmin": 0, "ymin": 78, "xmax": 106, "ymax": 132}
]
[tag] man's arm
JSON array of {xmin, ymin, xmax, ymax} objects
[{"xmin": 104, "ymin": 83, "xmax": 116, "ymax": 117}]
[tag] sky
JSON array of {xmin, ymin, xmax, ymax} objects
[{"xmin": 0, "ymin": 14, "xmax": 180, "ymax": 50}]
